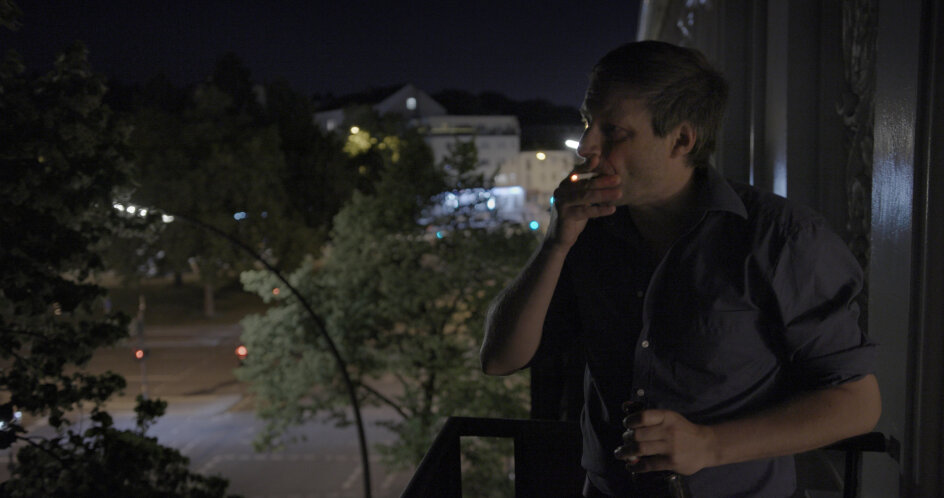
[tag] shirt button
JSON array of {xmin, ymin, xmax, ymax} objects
[
  {"xmin": 636, "ymin": 290, "xmax": 644, "ymax": 298},
  {"xmin": 641, "ymin": 340, "xmax": 650, "ymax": 349},
  {"xmin": 636, "ymin": 388, "xmax": 645, "ymax": 397}
]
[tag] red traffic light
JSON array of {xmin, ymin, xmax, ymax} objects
[
  {"xmin": 134, "ymin": 348, "xmax": 146, "ymax": 360},
  {"xmin": 235, "ymin": 345, "xmax": 248, "ymax": 360}
]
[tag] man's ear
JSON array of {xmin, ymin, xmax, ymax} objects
[{"xmin": 670, "ymin": 122, "xmax": 697, "ymax": 159}]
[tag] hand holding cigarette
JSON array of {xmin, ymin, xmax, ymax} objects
[{"xmin": 546, "ymin": 169, "xmax": 621, "ymax": 250}]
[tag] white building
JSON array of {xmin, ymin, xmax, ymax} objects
[
  {"xmin": 314, "ymin": 85, "xmax": 579, "ymax": 231},
  {"xmin": 313, "ymin": 84, "xmax": 521, "ymax": 178},
  {"xmin": 416, "ymin": 115, "xmax": 520, "ymax": 178},
  {"xmin": 313, "ymin": 83, "xmax": 447, "ymax": 132}
]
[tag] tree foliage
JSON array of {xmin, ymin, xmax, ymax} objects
[
  {"xmin": 3, "ymin": 398, "xmax": 229, "ymax": 498},
  {"xmin": 0, "ymin": 30, "xmax": 232, "ymax": 497},
  {"xmin": 236, "ymin": 117, "xmax": 537, "ymax": 493},
  {"xmin": 129, "ymin": 85, "xmax": 292, "ymax": 268},
  {"xmin": 118, "ymin": 70, "xmax": 317, "ymax": 315},
  {"xmin": 110, "ymin": 58, "xmax": 350, "ymax": 316},
  {"xmin": 260, "ymin": 78, "xmax": 353, "ymax": 241}
]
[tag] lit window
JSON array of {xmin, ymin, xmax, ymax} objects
[{"xmin": 406, "ymin": 97, "xmax": 417, "ymax": 110}]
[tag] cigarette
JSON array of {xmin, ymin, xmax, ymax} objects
[{"xmin": 569, "ymin": 172, "xmax": 599, "ymax": 182}]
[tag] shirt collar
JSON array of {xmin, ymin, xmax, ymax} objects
[
  {"xmin": 693, "ymin": 165, "xmax": 748, "ymax": 219},
  {"xmin": 594, "ymin": 165, "xmax": 747, "ymax": 240}
]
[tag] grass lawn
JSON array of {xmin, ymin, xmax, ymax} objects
[{"xmin": 104, "ymin": 275, "xmax": 269, "ymax": 327}]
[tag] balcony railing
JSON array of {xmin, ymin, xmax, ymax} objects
[
  {"xmin": 401, "ymin": 417, "xmax": 887, "ymax": 498},
  {"xmin": 401, "ymin": 417, "xmax": 584, "ymax": 497}
]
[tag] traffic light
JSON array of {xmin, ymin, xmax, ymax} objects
[
  {"xmin": 133, "ymin": 348, "xmax": 148, "ymax": 360},
  {"xmin": 235, "ymin": 345, "xmax": 248, "ymax": 361}
]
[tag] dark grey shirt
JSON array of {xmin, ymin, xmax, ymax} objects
[{"xmin": 539, "ymin": 166, "xmax": 876, "ymax": 497}]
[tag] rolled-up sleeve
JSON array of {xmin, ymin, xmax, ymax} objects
[{"xmin": 770, "ymin": 219, "xmax": 877, "ymax": 389}]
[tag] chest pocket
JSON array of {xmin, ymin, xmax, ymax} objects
[
  {"xmin": 658, "ymin": 302, "xmax": 770, "ymax": 369},
  {"xmin": 699, "ymin": 306, "xmax": 769, "ymax": 365}
]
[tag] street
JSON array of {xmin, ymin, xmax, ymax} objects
[{"xmin": 1, "ymin": 322, "xmax": 413, "ymax": 498}]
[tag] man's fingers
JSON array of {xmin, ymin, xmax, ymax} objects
[
  {"xmin": 626, "ymin": 455, "xmax": 675, "ymax": 473},
  {"xmin": 555, "ymin": 185, "xmax": 622, "ymax": 208},
  {"xmin": 625, "ymin": 425, "xmax": 659, "ymax": 443},
  {"xmin": 613, "ymin": 439, "xmax": 670, "ymax": 461},
  {"xmin": 564, "ymin": 204, "xmax": 617, "ymax": 220},
  {"xmin": 554, "ymin": 192, "xmax": 621, "ymax": 215},
  {"xmin": 555, "ymin": 174, "xmax": 620, "ymax": 200},
  {"xmin": 623, "ymin": 408, "xmax": 668, "ymax": 429}
]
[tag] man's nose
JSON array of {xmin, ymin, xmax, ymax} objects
[{"xmin": 576, "ymin": 126, "xmax": 600, "ymax": 161}]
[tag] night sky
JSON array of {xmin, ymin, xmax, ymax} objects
[{"xmin": 1, "ymin": 1, "xmax": 641, "ymax": 107}]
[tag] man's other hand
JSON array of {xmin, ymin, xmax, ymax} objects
[{"xmin": 614, "ymin": 408, "xmax": 718, "ymax": 476}]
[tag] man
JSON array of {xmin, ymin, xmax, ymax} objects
[{"xmin": 480, "ymin": 41, "xmax": 880, "ymax": 497}]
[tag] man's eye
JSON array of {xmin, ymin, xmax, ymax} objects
[{"xmin": 603, "ymin": 125, "xmax": 628, "ymax": 141}]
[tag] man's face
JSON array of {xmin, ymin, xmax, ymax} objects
[{"xmin": 577, "ymin": 92, "xmax": 694, "ymax": 208}]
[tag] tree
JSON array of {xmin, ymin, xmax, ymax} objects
[
  {"xmin": 236, "ymin": 117, "xmax": 538, "ymax": 495},
  {"xmin": 127, "ymin": 81, "xmax": 310, "ymax": 316},
  {"xmin": 0, "ymin": 35, "xmax": 232, "ymax": 497},
  {"xmin": 260, "ymin": 79, "xmax": 354, "ymax": 241}
]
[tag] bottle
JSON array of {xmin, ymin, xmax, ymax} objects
[{"xmin": 621, "ymin": 400, "xmax": 693, "ymax": 497}]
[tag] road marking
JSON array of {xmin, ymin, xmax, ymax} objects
[
  {"xmin": 340, "ymin": 465, "xmax": 362, "ymax": 490},
  {"xmin": 179, "ymin": 439, "xmax": 200, "ymax": 455},
  {"xmin": 198, "ymin": 455, "xmax": 223, "ymax": 474},
  {"xmin": 381, "ymin": 472, "xmax": 398, "ymax": 490}
]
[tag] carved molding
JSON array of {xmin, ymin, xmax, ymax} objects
[
  {"xmin": 837, "ymin": 0, "xmax": 877, "ymax": 327},
  {"xmin": 639, "ymin": 0, "xmax": 715, "ymax": 48},
  {"xmin": 674, "ymin": 0, "xmax": 714, "ymax": 47}
]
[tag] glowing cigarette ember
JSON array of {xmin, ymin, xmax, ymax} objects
[{"xmin": 570, "ymin": 172, "xmax": 599, "ymax": 182}]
